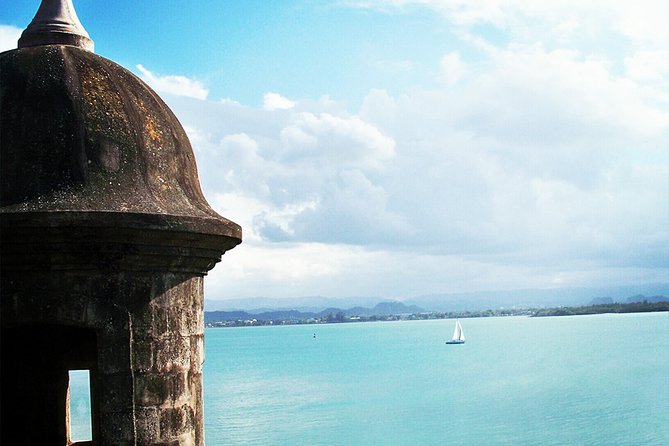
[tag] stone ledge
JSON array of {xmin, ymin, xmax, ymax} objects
[{"xmin": 0, "ymin": 211, "xmax": 241, "ymax": 275}]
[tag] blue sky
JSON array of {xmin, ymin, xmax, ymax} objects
[
  {"xmin": 2, "ymin": 1, "xmax": 668, "ymax": 302},
  {"xmin": 2, "ymin": 0, "xmax": 457, "ymax": 106}
]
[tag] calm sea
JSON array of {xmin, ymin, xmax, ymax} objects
[{"xmin": 202, "ymin": 312, "xmax": 669, "ymax": 445}]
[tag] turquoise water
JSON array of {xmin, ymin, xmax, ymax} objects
[
  {"xmin": 202, "ymin": 313, "xmax": 669, "ymax": 445},
  {"xmin": 68, "ymin": 370, "xmax": 92, "ymax": 441}
]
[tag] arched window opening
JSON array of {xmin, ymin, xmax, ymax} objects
[{"xmin": 1, "ymin": 325, "xmax": 99, "ymax": 445}]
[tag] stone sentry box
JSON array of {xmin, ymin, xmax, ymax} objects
[{"xmin": 0, "ymin": 1, "xmax": 242, "ymax": 445}]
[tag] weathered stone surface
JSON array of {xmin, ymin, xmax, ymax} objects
[
  {"xmin": 172, "ymin": 371, "xmax": 192, "ymax": 405},
  {"xmin": 99, "ymin": 373, "xmax": 135, "ymax": 410},
  {"xmin": 99, "ymin": 412, "xmax": 135, "ymax": 443},
  {"xmin": 136, "ymin": 373, "xmax": 172, "ymax": 407},
  {"xmin": 1, "ymin": 46, "xmax": 239, "ymax": 229},
  {"xmin": 159, "ymin": 405, "xmax": 196, "ymax": 440},
  {"xmin": 155, "ymin": 335, "xmax": 192, "ymax": 372},
  {"xmin": 191, "ymin": 335, "xmax": 206, "ymax": 373},
  {"xmin": 131, "ymin": 334, "xmax": 156, "ymax": 372},
  {"xmin": 133, "ymin": 370, "xmax": 194, "ymax": 408},
  {"xmin": 99, "ymin": 336, "xmax": 132, "ymax": 374},
  {"xmin": 1, "ymin": 30, "xmax": 241, "ymax": 446},
  {"xmin": 136, "ymin": 407, "xmax": 161, "ymax": 443}
]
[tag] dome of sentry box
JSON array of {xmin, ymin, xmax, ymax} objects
[
  {"xmin": 0, "ymin": 0, "xmax": 241, "ymax": 272},
  {"xmin": 1, "ymin": 2, "xmax": 241, "ymax": 445}
]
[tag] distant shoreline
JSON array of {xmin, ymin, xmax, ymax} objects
[
  {"xmin": 529, "ymin": 301, "xmax": 669, "ymax": 317},
  {"xmin": 205, "ymin": 301, "xmax": 669, "ymax": 327}
]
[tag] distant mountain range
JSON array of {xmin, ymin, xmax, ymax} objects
[
  {"xmin": 204, "ymin": 293, "xmax": 669, "ymax": 323},
  {"xmin": 404, "ymin": 285, "xmax": 669, "ymax": 312},
  {"xmin": 206, "ymin": 283, "xmax": 669, "ymax": 314},
  {"xmin": 625, "ymin": 294, "xmax": 668, "ymax": 303},
  {"xmin": 204, "ymin": 301, "xmax": 424, "ymax": 323},
  {"xmin": 204, "ymin": 295, "xmax": 384, "ymax": 313}
]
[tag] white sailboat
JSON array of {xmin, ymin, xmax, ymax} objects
[{"xmin": 446, "ymin": 320, "xmax": 465, "ymax": 344}]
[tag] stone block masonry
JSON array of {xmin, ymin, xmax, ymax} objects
[{"xmin": 0, "ymin": 1, "xmax": 241, "ymax": 444}]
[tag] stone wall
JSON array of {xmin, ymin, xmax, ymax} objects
[
  {"xmin": 1, "ymin": 271, "xmax": 207, "ymax": 445},
  {"xmin": 1, "ymin": 12, "xmax": 241, "ymax": 444}
]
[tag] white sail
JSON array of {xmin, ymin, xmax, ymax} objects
[
  {"xmin": 447, "ymin": 320, "xmax": 465, "ymax": 343},
  {"xmin": 452, "ymin": 321, "xmax": 460, "ymax": 340}
]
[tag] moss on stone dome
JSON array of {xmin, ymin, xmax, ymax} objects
[{"xmin": 0, "ymin": 45, "xmax": 241, "ymax": 242}]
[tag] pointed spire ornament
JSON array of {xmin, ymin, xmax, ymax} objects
[{"xmin": 18, "ymin": 0, "xmax": 94, "ymax": 52}]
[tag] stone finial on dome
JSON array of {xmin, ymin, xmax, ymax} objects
[{"xmin": 18, "ymin": 0, "xmax": 94, "ymax": 52}]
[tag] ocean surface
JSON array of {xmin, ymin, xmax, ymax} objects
[
  {"xmin": 202, "ymin": 313, "xmax": 669, "ymax": 445},
  {"xmin": 67, "ymin": 312, "xmax": 669, "ymax": 444}
]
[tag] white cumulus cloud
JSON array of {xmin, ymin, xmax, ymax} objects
[
  {"xmin": 0, "ymin": 25, "xmax": 21, "ymax": 52},
  {"xmin": 136, "ymin": 64, "xmax": 209, "ymax": 100},
  {"xmin": 625, "ymin": 50, "xmax": 669, "ymax": 83},
  {"xmin": 154, "ymin": 0, "xmax": 668, "ymax": 299},
  {"xmin": 279, "ymin": 112, "xmax": 396, "ymax": 168},
  {"xmin": 263, "ymin": 92, "xmax": 296, "ymax": 111},
  {"xmin": 440, "ymin": 51, "xmax": 467, "ymax": 85},
  {"xmin": 344, "ymin": 0, "xmax": 669, "ymax": 49}
]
